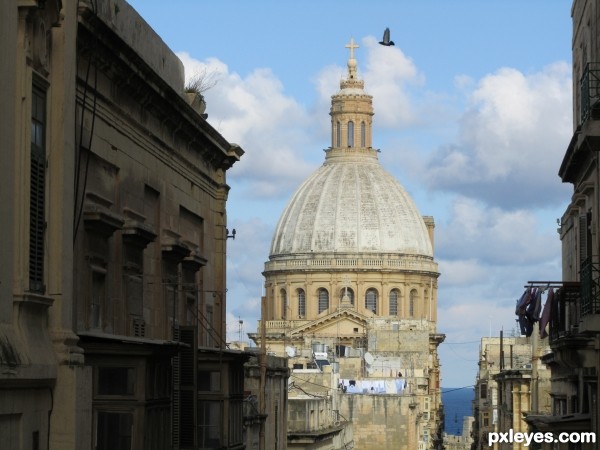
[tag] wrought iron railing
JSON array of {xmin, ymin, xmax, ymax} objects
[
  {"xmin": 580, "ymin": 62, "xmax": 600, "ymax": 123},
  {"xmin": 581, "ymin": 258, "xmax": 600, "ymax": 316},
  {"xmin": 549, "ymin": 283, "xmax": 580, "ymax": 342}
]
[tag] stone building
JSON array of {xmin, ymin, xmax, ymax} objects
[
  {"xmin": 0, "ymin": 1, "xmax": 246, "ymax": 449},
  {"xmin": 443, "ymin": 417, "xmax": 474, "ymax": 450},
  {"xmin": 470, "ymin": 335, "xmax": 551, "ymax": 450},
  {"xmin": 521, "ymin": 1, "xmax": 600, "ymax": 449},
  {"xmin": 242, "ymin": 352, "xmax": 290, "ymax": 450},
  {"xmin": 250, "ymin": 39, "xmax": 444, "ymax": 450}
]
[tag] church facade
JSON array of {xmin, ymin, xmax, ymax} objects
[{"xmin": 250, "ymin": 40, "xmax": 445, "ymax": 450}]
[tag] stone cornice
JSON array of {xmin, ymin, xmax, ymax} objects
[{"xmin": 76, "ymin": 6, "xmax": 243, "ymax": 173}]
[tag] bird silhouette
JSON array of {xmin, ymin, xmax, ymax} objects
[{"xmin": 379, "ymin": 27, "xmax": 395, "ymax": 46}]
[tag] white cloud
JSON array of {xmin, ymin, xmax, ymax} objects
[
  {"xmin": 437, "ymin": 196, "xmax": 561, "ymax": 266},
  {"xmin": 362, "ymin": 36, "xmax": 424, "ymax": 127},
  {"xmin": 177, "ymin": 52, "xmax": 318, "ymax": 199},
  {"xmin": 438, "ymin": 259, "xmax": 488, "ymax": 287},
  {"xmin": 424, "ymin": 62, "xmax": 573, "ymax": 209},
  {"xmin": 311, "ymin": 37, "xmax": 424, "ymax": 131}
]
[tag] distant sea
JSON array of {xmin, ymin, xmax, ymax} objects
[{"xmin": 442, "ymin": 387, "xmax": 474, "ymax": 435}]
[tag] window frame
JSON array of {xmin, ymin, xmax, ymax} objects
[
  {"xmin": 317, "ymin": 288, "xmax": 329, "ymax": 314},
  {"xmin": 347, "ymin": 121, "xmax": 354, "ymax": 147},
  {"xmin": 389, "ymin": 289, "xmax": 400, "ymax": 316},
  {"xmin": 365, "ymin": 288, "xmax": 378, "ymax": 314},
  {"xmin": 297, "ymin": 288, "xmax": 306, "ymax": 318}
]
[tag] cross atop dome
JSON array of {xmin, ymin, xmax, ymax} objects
[
  {"xmin": 343, "ymin": 37, "xmax": 361, "ymax": 82},
  {"xmin": 345, "ymin": 37, "xmax": 359, "ymax": 61}
]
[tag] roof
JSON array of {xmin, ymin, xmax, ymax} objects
[{"xmin": 270, "ymin": 156, "xmax": 433, "ymax": 257}]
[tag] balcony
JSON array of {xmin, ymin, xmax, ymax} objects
[
  {"xmin": 580, "ymin": 258, "xmax": 600, "ymax": 333},
  {"xmin": 580, "ymin": 258, "xmax": 600, "ymax": 316},
  {"xmin": 549, "ymin": 282, "xmax": 580, "ymax": 343},
  {"xmin": 580, "ymin": 62, "xmax": 600, "ymax": 123}
]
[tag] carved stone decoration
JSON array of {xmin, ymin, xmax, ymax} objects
[{"xmin": 31, "ymin": 12, "xmax": 49, "ymax": 75}]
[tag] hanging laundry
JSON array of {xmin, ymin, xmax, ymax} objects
[
  {"xmin": 539, "ymin": 288, "xmax": 553, "ymax": 339},
  {"xmin": 515, "ymin": 287, "xmax": 532, "ymax": 316},
  {"xmin": 515, "ymin": 286, "xmax": 546, "ymax": 337},
  {"xmin": 526, "ymin": 288, "xmax": 542, "ymax": 323}
]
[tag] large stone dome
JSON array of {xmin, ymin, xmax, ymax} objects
[
  {"xmin": 270, "ymin": 148, "xmax": 433, "ymax": 258},
  {"xmin": 269, "ymin": 37, "xmax": 433, "ymax": 262}
]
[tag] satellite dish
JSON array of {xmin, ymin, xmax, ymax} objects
[
  {"xmin": 364, "ymin": 352, "xmax": 374, "ymax": 365},
  {"xmin": 285, "ymin": 346, "xmax": 296, "ymax": 358}
]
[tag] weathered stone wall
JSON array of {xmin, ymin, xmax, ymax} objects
[{"xmin": 339, "ymin": 394, "xmax": 420, "ymax": 450}]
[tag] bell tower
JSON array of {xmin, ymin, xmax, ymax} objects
[{"xmin": 330, "ymin": 38, "xmax": 374, "ymax": 150}]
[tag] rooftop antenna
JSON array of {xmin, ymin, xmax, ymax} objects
[{"xmin": 238, "ymin": 317, "xmax": 243, "ymax": 342}]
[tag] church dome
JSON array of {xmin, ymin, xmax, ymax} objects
[
  {"xmin": 270, "ymin": 38, "xmax": 432, "ymax": 260},
  {"xmin": 269, "ymin": 150, "xmax": 433, "ymax": 258}
]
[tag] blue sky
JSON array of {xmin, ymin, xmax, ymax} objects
[{"xmin": 128, "ymin": 0, "xmax": 574, "ymax": 387}]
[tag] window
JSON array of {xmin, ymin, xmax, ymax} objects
[
  {"xmin": 318, "ymin": 288, "xmax": 329, "ymax": 314},
  {"xmin": 480, "ymin": 382, "xmax": 487, "ymax": 399},
  {"xmin": 365, "ymin": 288, "xmax": 378, "ymax": 314},
  {"xmin": 91, "ymin": 270, "xmax": 106, "ymax": 329},
  {"xmin": 409, "ymin": 290, "xmax": 417, "ymax": 317},
  {"xmin": 580, "ymin": 211, "xmax": 592, "ymax": 265},
  {"xmin": 229, "ymin": 399, "xmax": 243, "ymax": 446},
  {"xmin": 482, "ymin": 412, "xmax": 489, "ymax": 428},
  {"xmin": 198, "ymin": 371, "xmax": 221, "ymax": 392},
  {"xmin": 30, "ymin": 84, "xmax": 46, "ymax": 293},
  {"xmin": 340, "ymin": 287, "xmax": 354, "ymax": 305},
  {"xmin": 163, "ymin": 261, "xmax": 178, "ymax": 327},
  {"xmin": 554, "ymin": 397, "xmax": 567, "ymax": 415},
  {"xmin": 281, "ymin": 289, "xmax": 287, "ymax": 319},
  {"xmin": 206, "ymin": 305, "xmax": 214, "ymax": 347},
  {"xmin": 298, "ymin": 289, "xmax": 306, "ymax": 317},
  {"xmin": 124, "ymin": 242, "xmax": 144, "ymax": 329},
  {"xmin": 347, "ymin": 121, "xmax": 354, "ymax": 147},
  {"xmin": 361, "ymin": 121, "xmax": 366, "ymax": 147},
  {"xmin": 182, "ymin": 267, "xmax": 197, "ymax": 326},
  {"xmin": 389, "ymin": 289, "xmax": 400, "ymax": 315},
  {"xmin": 97, "ymin": 367, "xmax": 136, "ymax": 396},
  {"xmin": 96, "ymin": 411, "xmax": 133, "ymax": 450},
  {"xmin": 198, "ymin": 401, "xmax": 222, "ymax": 449},
  {"xmin": 336, "ymin": 121, "xmax": 341, "ymax": 147}
]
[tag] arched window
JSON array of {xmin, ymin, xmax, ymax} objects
[
  {"xmin": 389, "ymin": 289, "xmax": 400, "ymax": 316},
  {"xmin": 281, "ymin": 289, "xmax": 287, "ymax": 319},
  {"xmin": 298, "ymin": 289, "xmax": 306, "ymax": 318},
  {"xmin": 336, "ymin": 121, "xmax": 341, "ymax": 147},
  {"xmin": 340, "ymin": 287, "xmax": 354, "ymax": 305},
  {"xmin": 348, "ymin": 121, "xmax": 354, "ymax": 147},
  {"xmin": 361, "ymin": 121, "xmax": 366, "ymax": 147},
  {"xmin": 365, "ymin": 288, "xmax": 378, "ymax": 314},
  {"xmin": 318, "ymin": 288, "xmax": 329, "ymax": 314},
  {"xmin": 409, "ymin": 289, "xmax": 417, "ymax": 317}
]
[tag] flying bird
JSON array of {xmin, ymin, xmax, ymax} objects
[{"xmin": 379, "ymin": 27, "xmax": 395, "ymax": 46}]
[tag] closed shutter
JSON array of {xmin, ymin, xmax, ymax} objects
[
  {"xmin": 175, "ymin": 326, "xmax": 196, "ymax": 449},
  {"xmin": 29, "ymin": 85, "xmax": 46, "ymax": 293},
  {"xmin": 579, "ymin": 213, "xmax": 590, "ymax": 265}
]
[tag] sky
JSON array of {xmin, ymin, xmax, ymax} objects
[{"xmin": 128, "ymin": 0, "xmax": 574, "ymax": 387}]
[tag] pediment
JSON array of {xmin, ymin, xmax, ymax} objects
[{"xmin": 291, "ymin": 309, "xmax": 368, "ymax": 338}]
